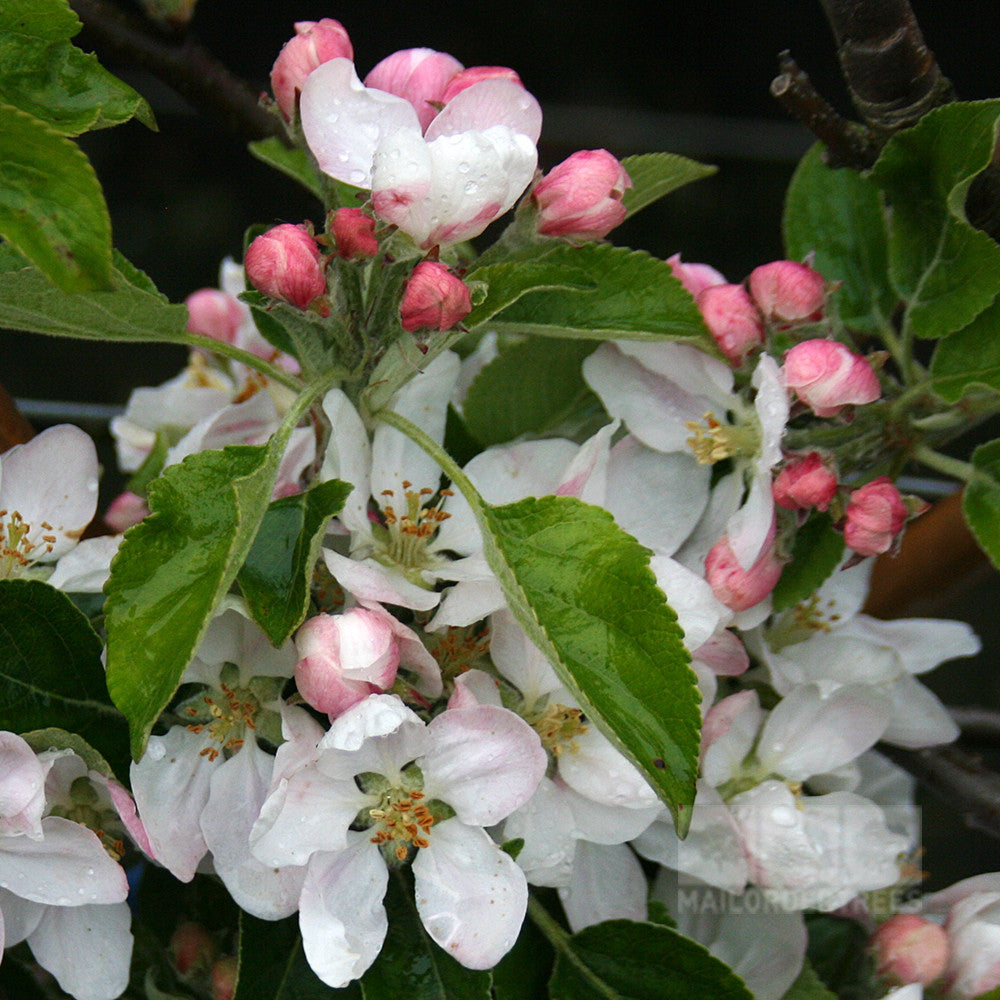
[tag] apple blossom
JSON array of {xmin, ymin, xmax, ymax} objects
[
  {"xmin": 772, "ymin": 451, "xmax": 838, "ymax": 511},
  {"xmin": 400, "ymin": 260, "xmax": 472, "ymax": 331},
  {"xmin": 185, "ymin": 286, "xmax": 244, "ymax": 343},
  {"xmin": 783, "ymin": 338, "xmax": 881, "ymax": 417},
  {"xmin": 363, "ymin": 48, "xmax": 464, "ymax": 131},
  {"xmin": 532, "ymin": 149, "xmax": 632, "ymax": 241},
  {"xmin": 696, "ymin": 283, "xmax": 765, "ymax": 365},
  {"xmin": 331, "ymin": 206, "xmax": 378, "ymax": 258},
  {"xmin": 244, "ymin": 223, "xmax": 327, "ymax": 309},
  {"xmin": 705, "ymin": 518, "xmax": 784, "ymax": 612},
  {"xmin": 871, "ymin": 913, "xmax": 949, "ymax": 986},
  {"xmin": 844, "ymin": 476, "xmax": 909, "ymax": 556},
  {"xmin": 667, "ymin": 253, "xmax": 727, "ymax": 298},
  {"xmin": 748, "ymin": 260, "xmax": 827, "ymax": 325},
  {"xmin": 270, "ymin": 18, "xmax": 353, "ymax": 121},
  {"xmin": 441, "ymin": 65, "xmax": 523, "ymax": 103}
]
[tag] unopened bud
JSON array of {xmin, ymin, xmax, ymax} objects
[
  {"xmin": 748, "ymin": 260, "xmax": 827, "ymax": 325},
  {"xmin": 666, "ymin": 253, "xmax": 727, "ymax": 299},
  {"xmin": 210, "ymin": 955, "xmax": 238, "ymax": 1000},
  {"xmin": 697, "ymin": 283, "xmax": 765, "ymax": 365},
  {"xmin": 783, "ymin": 339, "xmax": 881, "ymax": 417},
  {"xmin": 705, "ymin": 525, "xmax": 784, "ymax": 612},
  {"xmin": 772, "ymin": 452, "xmax": 838, "ymax": 512},
  {"xmin": 400, "ymin": 261, "xmax": 472, "ymax": 332},
  {"xmin": 185, "ymin": 288, "xmax": 244, "ymax": 344},
  {"xmin": 364, "ymin": 48, "xmax": 464, "ymax": 131},
  {"xmin": 843, "ymin": 477, "xmax": 908, "ymax": 557},
  {"xmin": 244, "ymin": 224, "xmax": 326, "ymax": 309},
  {"xmin": 871, "ymin": 914, "xmax": 949, "ymax": 986},
  {"xmin": 440, "ymin": 65, "xmax": 523, "ymax": 104},
  {"xmin": 105, "ymin": 490, "xmax": 150, "ymax": 532},
  {"xmin": 270, "ymin": 19, "xmax": 353, "ymax": 121},
  {"xmin": 170, "ymin": 921, "xmax": 218, "ymax": 979},
  {"xmin": 533, "ymin": 149, "xmax": 632, "ymax": 241},
  {"xmin": 332, "ymin": 207, "xmax": 378, "ymax": 259}
]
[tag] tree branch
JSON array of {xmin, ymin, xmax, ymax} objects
[{"xmin": 69, "ymin": 0, "xmax": 284, "ymax": 143}]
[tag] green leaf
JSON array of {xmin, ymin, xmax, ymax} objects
[
  {"xmin": 481, "ymin": 496, "xmax": 700, "ymax": 832},
  {"xmin": 0, "ymin": 0, "xmax": 80, "ymax": 42},
  {"xmin": 0, "ymin": 252, "xmax": 190, "ymax": 341},
  {"xmin": 870, "ymin": 100, "xmax": 1000, "ymax": 339},
  {"xmin": 804, "ymin": 914, "xmax": 870, "ymax": 998},
  {"xmin": 783, "ymin": 143, "xmax": 895, "ymax": 332},
  {"xmin": 238, "ymin": 478, "xmax": 352, "ymax": 646},
  {"xmin": 474, "ymin": 243, "xmax": 715, "ymax": 348},
  {"xmin": 0, "ymin": 579, "xmax": 130, "ymax": 780},
  {"xmin": 780, "ymin": 960, "xmax": 837, "ymax": 1000},
  {"xmin": 20, "ymin": 727, "xmax": 117, "ymax": 780},
  {"xmin": 928, "ymin": 295, "xmax": 1000, "ymax": 401},
  {"xmin": 0, "ymin": 101, "xmax": 112, "ymax": 291},
  {"xmin": 971, "ymin": 988, "xmax": 1000, "ymax": 1000},
  {"xmin": 236, "ymin": 912, "xmax": 360, "ymax": 1000},
  {"xmin": 491, "ymin": 908, "xmax": 554, "ymax": 1000},
  {"xmin": 244, "ymin": 296, "xmax": 352, "ymax": 381},
  {"xmin": 621, "ymin": 152, "xmax": 717, "ymax": 220},
  {"xmin": 105, "ymin": 444, "xmax": 279, "ymax": 759},
  {"xmin": 548, "ymin": 919, "xmax": 754, "ymax": 1000},
  {"xmin": 771, "ymin": 513, "xmax": 845, "ymax": 613},
  {"xmin": 964, "ymin": 439, "xmax": 1000, "ymax": 569},
  {"xmin": 360, "ymin": 870, "xmax": 492, "ymax": 1000},
  {"xmin": 249, "ymin": 137, "xmax": 323, "ymax": 200},
  {"xmin": 462, "ymin": 338, "xmax": 598, "ymax": 447}
]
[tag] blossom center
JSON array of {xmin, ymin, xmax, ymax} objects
[
  {"xmin": 48, "ymin": 776, "xmax": 127, "ymax": 862},
  {"xmin": 374, "ymin": 482, "xmax": 453, "ymax": 574},
  {"xmin": 766, "ymin": 594, "xmax": 841, "ymax": 651},
  {"xmin": 368, "ymin": 787, "xmax": 435, "ymax": 861},
  {"xmin": 184, "ymin": 682, "xmax": 260, "ymax": 762},
  {"xmin": 528, "ymin": 702, "xmax": 588, "ymax": 757},
  {"xmin": 685, "ymin": 412, "xmax": 759, "ymax": 465},
  {"xmin": 0, "ymin": 509, "xmax": 55, "ymax": 578}
]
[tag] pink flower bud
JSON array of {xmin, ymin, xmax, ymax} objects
[
  {"xmin": 843, "ymin": 477, "xmax": 908, "ymax": 557},
  {"xmin": 270, "ymin": 19, "xmax": 353, "ymax": 121},
  {"xmin": 440, "ymin": 65, "xmax": 523, "ymax": 104},
  {"xmin": 667, "ymin": 253, "xmax": 727, "ymax": 298},
  {"xmin": 697, "ymin": 283, "xmax": 765, "ymax": 365},
  {"xmin": 400, "ymin": 261, "xmax": 472, "ymax": 332},
  {"xmin": 170, "ymin": 921, "xmax": 219, "ymax": 978},
  {"xmin": 105, "ymin": 490, "xmax": 150, "ymax": 532},
  {"xmin": 705, "ymin": 525, "xmax": 784, "ymax": 612},
  {"xmin": 210, "ymin": 956, "xmax": 238, "ymax": 1000},
  {"xmin": 185, "ymin": 288, "xmax": 244, "ymax": 344},
  {"xmin": 295, "ymin": 608, "xmax": 401, "ymax": 717},
  {"xmin": 533, "ymin": 149, "xmax": 632, "ymax": 241},
  {"xmin": 244, "ymin": 223, "xmax": 326, "ymax": 309},
  {"xmin": 783, "ymin": 339, "xmax": 881, "ymax": 417},
  {"xmin": 871, "ymin": 914, "xmax": 949, "ymax": 986},
  {"xmin": 748, "ymin": 260, "xmax": 827, "ymax": 324},
  {"xmin": 772, "ymin": 452, "xmax": 838, "ymax": 512},
  {"xmin": 332, "ymin": 207, "xmax": 378, "ymax": 259},
  {"xmin": 364, "ymin": 47, "xmax": 464, "ymax": 132}
]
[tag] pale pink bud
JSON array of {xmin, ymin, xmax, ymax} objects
[
  {"xmin": 332, "ymin": 207, "xmax": 378, "ymax": 259},
  {"xmin": 295, "ymin": 608, "xmax": 401, "ymax": 717},
  {"xmin": 783, "ymin": 339, "xmax": 881, "ymax": 417},
  {"xmin": 772, "ymin": 452, "xmax": 838, "ymax": 512},
  {"xmin": 843, "ymin": 477, "xmax": 908, "ymax": 557},
  {"xmin": 871, "ymin": 914, "xmax": 949, "ymax": 986},
  {"xmin": 666, "ymin": 253, "xmax": 727, "ymax": 298},
  {"xmin": 692, "ymin": 629, "xmax": 749, "ymax": 676},
  {"xmin": 105, "ymin": 490, "xmax": 150, "ymax": 532},
  {"xmin": 185, "ymin": 288, "xmax": 244, "ymax": 344},
  {"xmin": 748, "ymin": 260, "xmax": 827, "ymax": 324},
  {"xmin": 696, "ymin": 283, "xmax": 765, "ymax": 365},
  {"xmin": 244, "ymin": 223, "xmax": 326, "ymax": 309},
  {"xmin": 364, "ymin": 48, "xmax": 464, "ymax": 132},
  {"xmin": 441, "ymin": 65, "xmax": 523, "ymax": 104},
  {"xmin": 400, "ymin": 261, "xmax": 472, "ymax": 332},
  {"xmin": 0, "ymin": 732, "xmax": 47, "ymax": 837},
  {"xmin": 533, "ymin": 149, "xmax": 632, "ymax": 241},
  {"xmin": 170, "ymin": 921, "xmax": 219, "ymax": 978},
  {"xmin": 705, "ymin": 524, "xmax": 784, "ymax": 612},
  {"xmin": 270, "ymin": 19, "xmax": 353, "ymax": 121},
  {"xmin": 210, "ymin": 956, "xmax": 237, "ymax": 1000}
]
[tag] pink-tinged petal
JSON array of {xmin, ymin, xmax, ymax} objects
[
  {"xmin": 425, "ymin": 78, "xmax": 542, "ymax": 144},
  {"xmin": 693, "ymin": 629, "xmax": 749, "ymax": 676},
  {"xmin": 667, "ymin": 253, "xmax": 728, "ymax": 298},
  {"xmin": 448, "ymin": 669, "xmax": 503, "ymax": 710},
  {"xmin": 322, "ymin": 549, "xmax": 442, "ymax": 611},
  {"xmin": 130, "ymin": 728, "xmax": 216, "ymax": 881},
  {"xmin": 701, "ymin": 691, "xmax": 763, "ymax": 786},
  {"xmin": 422, "ymin": 706, "xmax": 546, "ymax": 825},
  {"xmin": 300, "ymin": 58, "xmax": 420, "ymax": 188},
  {"xmin": 167, "ymin": 391, "xmax": 278, "ymax": 467},
  {"xmin": 105, "ymin": 779, "xmax": 154, "ymax": 858},
  {"xmin": 367, "ymin": 604, "xmax": 442, "ymax": 699},
  {"xmin": 0, "ymin": 425, "xmax": 98, "ymax": 561},
  {"xmin": 413, "ymin": 819, "xmax": 527, "ymax": 968},
  {"xmin": 299, "ymin": 837, "xmax": 389, "ymax": 988},
  {"xmin": 322, "ymin": 694, "xmax": 429, "ymax": 758},
  {"xmin": 466, "ymin": 438, "xmax": 578, "ymax": 503},
  {"xmin": 556, "ymin": 421, "xmax": 615, "ymax": 502},
  {"xmin": 0, "ymin": 732, "xmax": 47, "ymax": 837},
  {"xmin": 559, "ymin": 841, "xmax": 647, "ymax": 933},
  {"xmin": 364, "ymin": 48, "xmax": 464, "ymax": 132},
  {"xmin": 201, "ymin": 742, "xmax": 306, "ymax": 920},
  {"xmin": 0, "ymin": 816, "xmax": 127, "ymax": 905},
  {"xmin": 27, "ymin": 901, "xmax": 133, "ymax": 1000}
]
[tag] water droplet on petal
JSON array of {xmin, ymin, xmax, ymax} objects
[
  {"xmin": 337, "ymin": 152, "xmax": 350, "ymax": 163},
  {"xmin": 464, "ymin": 181, "xmax": 478, "ymax": 194},
  {"xmin": 458, "ymin": 161, "xmax": 470, "ymax": 173},
  {"xmin": 147, "ymin": 741, "xmax": 165, "ymax": 761},
  {"xmin": 349, "ymin": 169, "xmax": 367, "ymax": 186}
]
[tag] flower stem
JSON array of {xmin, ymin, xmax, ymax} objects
[
  {"xmin": 911, "ymin": 445, "xmax": 975, "ymax": 484},
  {"xmin": 527, "ymin": 895, "xmax": 571, "ymax": 950}
]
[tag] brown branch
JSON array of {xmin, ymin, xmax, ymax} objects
[
  {"xmin": 0, "ymin": 382, "xmax": 34, "ymax": 452},
  {"xmin": 68, "ymin": 0, "xmax": 285, "ymax": 143}
]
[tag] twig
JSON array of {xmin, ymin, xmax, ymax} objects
[
  {"xmin": 770, "ymin": 53, "xmax": 879, "ymax": 169},
  {"xmin": 68, "ymin": 0, "xmax": 284, "ymax": 143},
  {"xmin": 0, "ymin": 381, "xmax": 34, "ymax": 452},
  {"xmin": 949, "ymin": 708, "xmax": 1000, "ymax": 746}
]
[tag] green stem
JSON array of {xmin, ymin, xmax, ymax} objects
[
  {"xmin": 270, "ymin": 365, "xmax": 342, "ymax": 457},
  {"xmin": 527, "ymin": 895, "xmax": 571, "ymax": 950},
  {"xmin": 911, "ymin": 444, "xmax": 975, "ymax": 484},
  {"xmin": 183, "ymin": 331, "xmax": 303, "ymax": 393}
]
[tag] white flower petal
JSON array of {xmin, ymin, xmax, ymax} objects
[
  {"xmin": 426, "ymin": 78, "xmax": 542, "ymax": 144},
  {"xmin": 558, "ymin": 841, "xmax": 647, "ymax": 933}
]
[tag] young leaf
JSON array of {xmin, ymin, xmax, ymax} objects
[
  {"xmin": 105, "ymin": 444, "xmax": 279, "ymax": 759},
  {"xmin": 462, "ymin": 338, "xmax": 598, "ymax": 447},
  {"xmin": 481, "ymin": 496, "xmax": 700, "ymax": 833},
  {"xmin": 783, "ymin": 143, "xmax": 895, "ymax": 333},
  {"xmin": 771, "ymin": 513, "xmax": 845, "ymax": 613},
  {"xmin": 359, "ymin": 870, "xmax": 492, "ymax": 1000},
  {"xmin": 0, "ymin": 101, "xmax": 112, "ymax": 292},
  {"xmin": 477, "ymin": 243, "xmax": 715, "ymax": 349},
  {"xmin": 547, "ymin": 919, "xmax": 754, "ymax": 1000},
  {"xmin": 236, "ymin": 912, "xmax": 360, "ymax": 1000},
  {"xmin": 928, "ymin": 296, "xmax": 1000, "ymax": 402},
  {"xmin": 0, "ymin": 579, "xmax": 130, "ymax": 780},
  {"xmin": 248, "ymin": 138, "xmax": 323, "ymax": 200},
  {"xmin": 963, "ymin": 439, "xmax": 1000, "ymax": 569},
  {"xmin": 620, "ymin": 152, "xmax": 717, "ymax": 220},
  {"xmin": 780, "ymin": 960, "xmax": 837, "ymax": 1000},
  {"xmin": 238, "ymin": 478, "xmax": 352, "ymax": 647},
  {"xmin": 870, "ymin": 100, "xmax": 1000, "ymax": 339}
]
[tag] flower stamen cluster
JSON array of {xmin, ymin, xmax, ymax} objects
[
  {"xmin": 0, "ymin": 509, "xmax": 56, "ymax": 575},
  {"xmin": 528, "ymin": 702, "xmax": 588, "ymax": 757},
  {"xmin": 685, "ymin": 412, "xmax": 759, "ymax": 465},
  {"xmin": 377, "ymin": 484, "xmax": 453, "ymax": 569},
  {"xmin": 368, "ymin": 787, "xmax": 435, "ymax": 861},
  {"xmin": 184, "ymin": 682, "xmax": 260, "ymax": 762}
]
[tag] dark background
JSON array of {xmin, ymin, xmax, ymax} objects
[{"xmin": 3, "ymin": 0, "xmax": 1000, "ymax": 887}]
